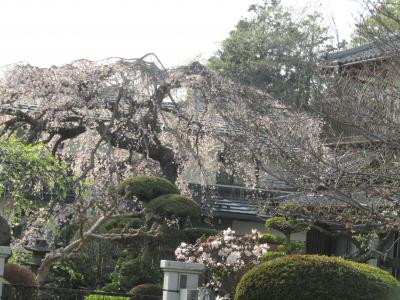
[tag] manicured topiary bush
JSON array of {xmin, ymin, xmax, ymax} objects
[
  {"xmin": 4, "ymin": 263, "xmax": 38, "ymax": 287},
  {"xmin": 130, "ymin": 284, "xmax": 162, "ymax": 300},
  {"xmin": 146, "ymin": 194, "xmax": 200, "ymax": 219},
  {"xmin": 117, "ymin": 176, "xmax": 179, "ymax": 203},
  {"xmin": 235, "ymin": 255, "xmax": 400, "ymax": 300},
  {"xmin": 4, "ymin": 263, "xmax": 39, "ymax": 299}
]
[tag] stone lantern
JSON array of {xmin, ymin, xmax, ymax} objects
[
  {"xmin": 0, "ymin": 215, "xmax": 12, "ymax": 298},
  {"xmin": 24, "ymin": 238, "xmax": 50, "ymax": 273}
]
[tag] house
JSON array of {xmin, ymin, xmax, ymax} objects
[
  {"xmin": 313, "ymin": 41, "xmax": 400, "ymax": 276},
  {"xmin": 183, "ymin": 42, "xmax": 400, "ymax": 279}
]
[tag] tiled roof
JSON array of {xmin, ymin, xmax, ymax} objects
[
  {"xmin": 323, "ymin": 42, "xmax": 389, "ymax": 66},
  {"xmin": 209, "ymin": 197, "xmax": 268, "ymax": 222}
]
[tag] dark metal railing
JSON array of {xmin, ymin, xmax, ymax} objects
[{"xmin": 2, "ymin": 284, "xmax": 162, "ymax": 300}]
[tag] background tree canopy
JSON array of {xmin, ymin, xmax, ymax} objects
[
  {"xmin": 352, "ymin": 0, "xmax": 400, "ymax": 46},
  {"xmin": 0, "ymin": 136, "xmax": 71, "ymax": 219},
  {"xmin": 208, "ymin": 0, "xmax": 331, "ymax": 110}
]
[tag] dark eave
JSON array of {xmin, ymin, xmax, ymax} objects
[{"xmin": 323, "ymin": 42, "xmax": 387, "ymax": 67}]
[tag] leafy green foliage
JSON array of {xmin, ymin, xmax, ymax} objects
[
  {"xmin": 208, "ymin": 1, "xmax": 330, "ymax": 109},
  {"xmin": 264, "ymin": 217, "xmax": 307, "ymax": 256},
  {"xmin": 158, "ymin": 224, "xmax": 188, "ymax": 248},
  {"xmin": 130, "ymin": 284, "xmax": 162, "ymax": 300},
  {"xmin": 259, "ymin": 232, "xmax": 285, "ymax": 244},
  {"xmin": 265, "ymin": 216, "xmax": 309, "ymax": 237},
  {"xmin": 235, "ymin": 255, "xmax": 400, "ymax": 300},
  {"xmin": 146, "ymin": 194, "xmax": 200, "ymax": 219},
  {"xmin": 48, "ymin": 240, "xmax": 118, "ymax": 289},
  {"xmin": 49, "ymin": 259, "xmax": 85, "ymax": 289},
  {"xmin": 351, "ymin": 0, "xmax": 400, "ymax": 46},
  {"xmin": 117, "ymin": 176, "xmax": 179, "ymax": 203},
  {"xmin": 85, "ymin": 295, "xmax": 130, "ymax": 300},
  {"xmin": 261, "ymin": 251, "xmax": 285, "ymax": 262},
  {"xmin": 183, "ymin": 227, "xmax": 218, "ymax": 244},
  {"xmin": 103, "ymin": 256, "xmax": 162, "ymax": 293},
  {"xmin": 104, "ymin": 217, "xmax": 144, "ymax": 234},
  {"xmin": 0, "ymin": 136, "xmax": 72, "ymax": 216},
  {"xmin": 276, "ymin": 240, "xmax": 304, "ymax": 253}
]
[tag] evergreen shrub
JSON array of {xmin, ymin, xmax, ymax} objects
[
  {"xmin": 235, "ymin": 255, "xmax": 400, "ymax": 300},
  {"xmin": 146, "ymin": 194, "xmax": 200, "ymax": 219},
  {"xmin": 183, "ymin": 227, "xmax": 218, "ymax": 244},
  {"xmin": 130, "ymin": 284, "xmax": 162, "ymax": 300},
  {"xmin": 117, "ymin": 176, "xmax": 179, "ymax": 203}
]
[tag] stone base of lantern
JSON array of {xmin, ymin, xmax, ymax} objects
[{"xmin": 160, "ymin": 260, "xmax": 205, "ymax": 300}]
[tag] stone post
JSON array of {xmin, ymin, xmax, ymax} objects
[
  {"xmin": 0, "ymin": 216, "xmax": 11, "ymax": 299},
  {"xmin": 160, "ymin": 260, "xmax": 205, "ymax": 300},
  {"xmin": 0, "ymin": 246, "xmax": 11, "ymax": 297}
]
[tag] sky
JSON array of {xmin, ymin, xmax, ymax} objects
[{"xmin": 0, "ymin": 0, "xmax": 364, "ymax": 68}]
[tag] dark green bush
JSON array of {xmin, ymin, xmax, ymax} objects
[
  {"xmin": 105, "ymin": 217, "xmax": 144, "ymax": 234},
  {"xmin": 183, "ymin": 227, "xmax": 218, "ymax": 244},
  {"xmin": 259, "ymin": 232, "xmax": 285, "ymax": 244},
  {"xmin": 117, "ymin": 176, "xmax": 179, "ymax": 203},
  {"xmin": 265, "ymin": 216, "xmax": 309, "ymax": 236},
  {"xmin": 276, "ymin": 240, "xmax": 304, "ymax": 254},
  {"xmin": 48, "ymin": 239, "xmax": 118, "ymax": 289},
  {"xmin": 103, "ymin": 256, "xmax": 161, "ymax": 293},
  {"xmin": 261, "ymin": 251, "xmax": 285, "ymax": 262},
  {"xmin": 146, "ymin": 194, "xmax": 200, "ymax": 219},
  {"xmin": 159, "ymin": 225, "xmax": 188, "ymax": 248},
  {"xmin": 130, "ymin": 284, "xmax": 162, "ymax": 300},
  {"xmin": 235, "ymin": 255, "xmax": 400, "ymax": 300}
]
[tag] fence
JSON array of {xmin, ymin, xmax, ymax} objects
[{"xmin": 2, "ymin": 284, "xmax": 162, "ymax": 300}]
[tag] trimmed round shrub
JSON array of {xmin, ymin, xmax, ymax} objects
[
  {"xmin": 117, "ymin": 176, "xmax": 179, "ymax": 203},
  {"xmin": 4, "ymin": 263, "xmax": 38, "ymax": 299},
  {"xmin": 4, "ymin": 263, "xmax": 38, "ymax": 286},
  {"xmin": 235, "ymin": 255, "xmax": 400, "ymax": 300},
  {"xmin": 146, "ymin": 194, "xmax": 200, "ymax": 219},
  {"xmin": 130, "ymin": 284, "xmax": 162, "ymax": 300}
]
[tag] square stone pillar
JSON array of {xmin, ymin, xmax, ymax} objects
[
  {"xmin": 0, "ymin": 246, "xmax": 11, "ymax": 298},
  {"xmin": 160, "ymin": 260, "xmax": 205, "ymax": 300}
]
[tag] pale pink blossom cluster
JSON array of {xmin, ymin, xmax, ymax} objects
[{"xmin": 175, "ymin": 228, "xmax": 269, "ymax": 298}]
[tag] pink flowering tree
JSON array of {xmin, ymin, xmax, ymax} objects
[{"xmin": 175, "ymin": 228, "xmax": 269, "ymax": 299}]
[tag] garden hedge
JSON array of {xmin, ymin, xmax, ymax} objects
[
  {"xmin": 235, "ymin": 255, "xmax": 400, "ymax": 300},
  {"xmin": 146, "ymin": 194, "xmax": 200, "ymax": 219},
  {"xmin": 130, "ymin": 284, "xmax": 162, "ymax": 300},
  {"xmin": 117, "ymin": 176, "xmax": 179, "ymax": 203}
]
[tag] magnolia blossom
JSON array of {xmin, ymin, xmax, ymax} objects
[{"xmin": 175, "ymin": 228, "xmax": 268, "ymax": 299}]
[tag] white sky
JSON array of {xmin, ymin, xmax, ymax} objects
[{"xmin": 0, "ymin": 0, "xmax": 363, "ymax": 68}]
